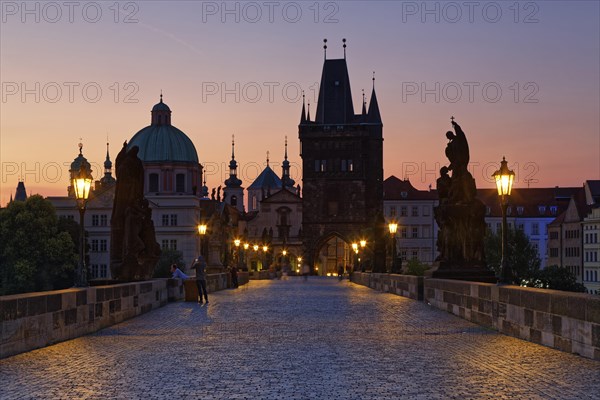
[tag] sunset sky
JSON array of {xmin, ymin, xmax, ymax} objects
[{"xmin": 1, "ymin": 1, "xmax": 599, "ymax": 206}]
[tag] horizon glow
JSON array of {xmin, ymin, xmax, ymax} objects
[{"xmin": 1, "ymin": 1, "xmax": 599, "ymax": 205}]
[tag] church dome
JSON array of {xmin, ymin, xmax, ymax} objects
[
  {"xmin": 128, "ymin": 96, "xmax": 199, "ymax": 163},
  {"xmin": 70, "ymin": 143, "xmax": 92, "ymax": 173}
]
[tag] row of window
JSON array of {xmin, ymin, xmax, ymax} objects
[
  {"xmin": 585, "ymin": 251, "xmax": 599, "ymax": 263},
  {"xmin": 388, "ymin": 206, "xmax": 431, "ymax": 218},
  {"xmin": 148, "ymin": 173, "xmax": 186, "ymax": 193},
  {"xmin": 314, "ymin": 159, "xmax": 354, "ymax": 173},
  {"xmin": 565, "ymin": 229, "xmax": 580, "ymax": 239},
  {"xmin": 91, "ymin": 214, "xmax": 108, "ymax": 227},
  {"xmin": 585, "ymin": 270, "xmax": 599, "ymax": 282},
  {"xmin": 91, "ymin": 239, "xmax": 108, "ymax": 252},
  {"xmin": 162, "ymin": 214, "xmax": 178, "ymax": 226},
  {"xmin": 584, "ymin": 233, "xmax": 599, "ymax": 244},
  {"xmin": 90, "ymin": 264, "xmax": 108, "ymax": 279},
  {"xmin": 161, "ymin": 240, "xmax": 178, "ymax": 251},
  {"xmin": 565, "ymin": 247, "xmax": 580, "ymax": 257},
  {"xmin": 398, "ymin": 248, "xmax": 433, "ymax": 263}
]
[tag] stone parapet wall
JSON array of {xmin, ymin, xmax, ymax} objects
[
  {"xmin": 424, "ymin": 279, "xmax": 600, "ymax": 361},
  {"xmin": 1, "ymin": 279, "xmax": 185, "ymax": 360},
  {"xmin": 351, "ymin": 272, "xmax": 424, "ymax": 301}
]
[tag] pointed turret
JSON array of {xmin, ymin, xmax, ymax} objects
[
  {"xmin": 281, "ymin": 136, "xmax": 295, "ymax": 190},
  {"xmin": 14, "ymin": 181, "xmax": 27, "ymax": 202},
  {"xmin": 361, "ymin": 89, "xmax": 367, "ymax": 116},
  {"xmin": 300, "ymin": 92, "xmax": 307, "ymax": 124},
  {"xmin": 307, "ymin": 102, "xmax": 311, "ymax": 122},
  {"xmin": 99, "ymin": 140, "xmax": 116, "ymax": 187},
  {"xmin": 367, "ymin": 74, "xmax": 382, "ymax": 124}
]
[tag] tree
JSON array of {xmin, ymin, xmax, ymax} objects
[
  {"xmin": 153, "ymin": 249, "xmax": 185, "ymax": 278},
  {"xmin": 0, "ymin": 195, "xmax": 77, "ymax": 295},
  {"xmin": 484, "ymin": 228, "xmax": 541, "ymax": 284},
  {"xmin": 529, "ymin": 265, "xmax": 586, "ymax": 293},
  {"xmin": 404, "ymin": 258, "xmax": 429, "ymax": 276}
]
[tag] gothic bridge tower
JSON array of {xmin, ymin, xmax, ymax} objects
[{"xmin": 298, "ymin": 39, "xmax": 384, "ymax": 274}]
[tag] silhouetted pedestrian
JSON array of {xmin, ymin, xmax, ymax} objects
[{"xmin": 193, "ymin": 255, "xmax": 208, "ymax": 304}]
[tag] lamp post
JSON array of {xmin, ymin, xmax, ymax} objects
[
  {"xmin": 234, "ymin": 239, "xmax": 241, "ymax": 267},
  {"xmin": 360, "ymin": 240, "xmax": 367, "ymax": 271},
  {"xmin": 493, "ymin": 157, "xmax": 515, "ymax": 285},
  {"xmin": 198, "ymin": 223, "xmax": 207, "ymax": 259},
  {"xmin": 243, "ymin": 242, "xmax": 249, "ymax": 270},
  {"xmin": 388, "ymin": 222, "xmax": 398, "ymax": 273},
  {"xmin": 73, "ymin": 164, "xmax": 93, "ymax": 287}
]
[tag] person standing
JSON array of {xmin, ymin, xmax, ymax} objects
[
  {"xmin": 302, "ymin": 262, "xmax": 310, "ymax": 282},
  {"xmin": 193, "ymin": 255, "xmax": 208, "ymax": 304}
]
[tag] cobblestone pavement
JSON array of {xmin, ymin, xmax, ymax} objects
[{"xmin": 1, "ymin": 278, "xmax": 599, "ymax": 399}]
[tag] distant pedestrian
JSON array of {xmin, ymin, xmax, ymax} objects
[
  {"xmin": 230, "ymin": 265, "xmax": 239, "ymax": 288},
  {"xmin": 302, "ymin": 262, "xmax": 310, "ymax": 281},
  {"xmin": 193, "ymin": 255, "xmax": 208, "ymax": 304},
  {"xmin": 170, "ymin": 264, "xmax": 189, "ymax": 280},
  {"xmin": 338, "ymin": 264, "xmax": 344, "ymax": 281}
]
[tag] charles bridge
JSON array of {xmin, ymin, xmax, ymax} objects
[{"xmin": 1, "ymin": 275, "xmax": 599, "ymax": 399}]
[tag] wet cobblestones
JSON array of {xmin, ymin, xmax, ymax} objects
[{"xmin": 1, "ymin": 278, "xmax": 599, "ymax": 399}]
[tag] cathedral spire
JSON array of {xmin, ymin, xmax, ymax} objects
[
  {"xmin": 307, "ymin": 102, "xmax": 311, "ymax": 122},
  {"xmin": 323, "ymin": 38, "xmax": 327, "ymax": 60},
  {"xmin": 300, "ymin": 92, "xmax": 306, "ymax": 124},
  {"xmin": 225, "ymin": 135, "xmax": 242, "ymax": 189},
  {"xmin": 343, "ymin": 38, "xmax": 347, "ymax": 59},
  {"xmin": 281, "ymin": 136, "xmax": 295, "ymax": 190}
]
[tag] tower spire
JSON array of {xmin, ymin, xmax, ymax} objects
[
  {"xmin": 367, "ymin": 71, "xmax": 382, "ymax": 123},
  {"xmin": 323, "ymin": 38, "xmax": 327, "ymax": 60},
  {"xmin": 343, "ymin": 38, "xmax": 347, "ymax": 59},
  {"xmin": 307, "ymin": 102, "xmax": 311, "ymax": 122},
  {"xmin": 362, "ymin": 89, "xmax": 367, "ymax": 115},
  {"xmin": 284, "ymin": 136, "xmax": 288, "ymax": 161},
  {"xmin": 231, "ymin": 134, "xmax": 235, "ymax": 159},
  {"xmin": 300, "ymin": 91, "xmax": 306, "ymax": 124},
  {"xmin": 266, "ymin": 151, "xmax": 270, "ymax": 167}
]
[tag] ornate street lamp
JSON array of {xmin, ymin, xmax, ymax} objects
[
  {"xmin": 73, "ymin": 163, "xmax": 93, "ymax": 287},
  {"xmin": 493, "ymin": 157, "xmax": 515, "ymax": 284},
  {"xmin": 198, "ymin": 223, "xmax": 208, "ymax": 259},
  {"xmin": 360, "ymin": 240, "xmax": 367, "ymax": 272},
  {"xmin": 388, "ymin": 222, "xmax": 398, "ymax": 273}
]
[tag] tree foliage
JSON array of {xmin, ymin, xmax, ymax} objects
[
  {"xmin": 527, "ymin": 265, "xmax": 586, "ymax": 293},
  {"xmin": 485, "ymin": 228, "xmax": 584, "ymax": 292},
  {"xmin": 0, "ymin": 196, "xmax": 77, "ymax": 295},
  {"xmin": 485, "ymin": 227, "xmax": 541, "ymax": 284},
  {"xmin": 153, "ymin": 249, "xmax": 185, "ymax": 278},
  {"xmin": 404, "ymin": 258, "xmax": 429, "ymax": 276}
]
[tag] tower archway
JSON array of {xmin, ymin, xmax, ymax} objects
[{"xmin": 313, "ymin": 233, "xmax": 353, "ymax": 276}]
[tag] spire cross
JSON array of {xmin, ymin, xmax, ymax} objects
[
  {"xmin": 284, "ymin": 136, "xmax": 288, "ymax": 160},
  {"xmin": 266, "ymin": 151, "xmax": 270, "ymax": 167},
  {"xmin": 160, "ymin": 90, "xmax": 163, "ymax": 102}
]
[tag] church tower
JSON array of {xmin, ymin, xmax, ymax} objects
[
  {"xmin": 223, "ymin": 135, "xmax": 245, "ymax": 212},
  {"xmin": 298, "ymin": 39, "xmax": 384, "ymax": 271}
]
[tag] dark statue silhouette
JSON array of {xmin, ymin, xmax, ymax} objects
[
  {"xmin": 432, "ymin": 120, "xmax": 494, "ymax": 282},
  {"xmin": 110, "ymin": 142, "xmax": 161, "ymax": 281}
]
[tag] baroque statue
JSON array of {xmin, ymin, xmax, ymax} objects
[
  {"xmin": 432, "ymin": 119, "xmax": 494, "ymax": 281},
  {"xmin": 110, "ymin": 142, "xmax": 161, "ymax": 281}
]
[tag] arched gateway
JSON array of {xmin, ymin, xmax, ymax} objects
[{"xmin": 313, "ymin": 234, "xmax": 354, "ymax": 276}]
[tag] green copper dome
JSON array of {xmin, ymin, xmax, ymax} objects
[
  {"xmin": 128, "ymin": 96, "xmax": 199, "ymax": 163},
  {"xmin": 128, "ymin": 124, "xmax": 199, "ymax": 163}
]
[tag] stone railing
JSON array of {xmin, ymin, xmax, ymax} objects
[
  {"xmin": 351, "ymin": 272, "xmax": 424, "ymax": 300},
  {"xmin": 351, "ymin": 273, "xmax": 599, "ymax": 360},
  {"xmin": 424, "ymin": 279, "xmax": 600, "ymax": 360},
  {"xmin": 1, "ymin": 279, "xmax": 184, "ymax": 360}
]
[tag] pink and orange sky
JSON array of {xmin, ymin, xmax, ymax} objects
[{"xmin": 1, "ymin": 1, "xmax": 599, "ymax": 206}]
